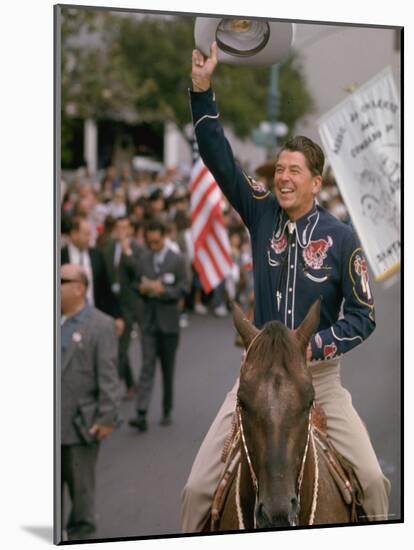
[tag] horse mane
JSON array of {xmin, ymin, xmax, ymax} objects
[{"xmin": 247, "ymin": 321, "xmax": 297, "ymax": 376}]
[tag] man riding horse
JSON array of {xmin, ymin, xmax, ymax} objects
[{"xmin": 181, "ymin": 42, "xmax": 390, "ymax": 532}]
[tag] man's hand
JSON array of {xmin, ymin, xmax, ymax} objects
[
  {"xmin": 191, "ymin": 42, "xmax": 218, "ymax": 92},
  {"xmin": 138, "ymin": 276, "xmax": 153, "ymax": 295},
  {"xmin": 150, "ymin": 279, "xmax": 165, "ymax": 296},
  {"xmin": 139, "ymin": 278, "xmax": 165, "ymax": 296},
  {"xmin": 89, "ymin": 423, "xmax": 114, "ymax": 441},
  {"xmin": 114, "ymin": 318, "xmax": 125, "ymax": 336}
]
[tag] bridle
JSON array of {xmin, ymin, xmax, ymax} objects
[
  {"xmin": 235, "ymin": 403, "xmax": 319, "ymax": 528},
  {"xmin": 235, "ymin": 328, "xmax": 320, "ymax": 528},
  {"xmin": 235, "ymin": 401, "xmax": 319, "ymax": 528}
]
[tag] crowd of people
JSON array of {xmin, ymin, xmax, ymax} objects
[
  {"xmin": 61, "ymin": 161, "xmax": 350, "ymax": 322},
  {"xmin": 61, "ymin": 163, "xmax": 259, "ymax": 323},
  {"xmin": 60, "ymin": 156, "xmax": 352, "ymax": 540}
]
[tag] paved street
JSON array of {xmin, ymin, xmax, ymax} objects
[{"xmin": 80, "ymin": 274, "xmax": 401, "ymax": 540}]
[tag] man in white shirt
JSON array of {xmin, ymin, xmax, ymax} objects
[{"xmin": 61, "ymin": 216, "xmax": 124, "ymax": 336}]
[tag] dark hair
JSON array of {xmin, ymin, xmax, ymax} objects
[
  {"xmin": 144, "ymin": 218, "xmax": 166, "ymax": 236},
  {"xmin": 115, "ymin": 215, "xmax": 130, "ymax": 224},
  {"xmin": 174, "ymin": 210, "xmax": 191, "ymax": 231},
  {"xmin": 132, "ymin": 220, "xmax": 142, "ymax": 233},
  {"xmin": 133, "ymin": 197, "xmax": 148, "ymax": 208},
  {"xmin": 276, "ymin": 136, "xmax": 325, "ymax": 177},
  {"xmin": 68, "ymin": 214, "xmax": 87, "ymax": 233},
  {"xmin": 149, "ymin": 189, "xmax": 164, "ymax": 202}
]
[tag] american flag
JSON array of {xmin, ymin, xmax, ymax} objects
[{"xmin": 190, "ymin": 139, "xmax": 233, "ymax": 293}]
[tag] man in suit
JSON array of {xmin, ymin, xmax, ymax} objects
[
  {"xmin": 129, "ymin": 219, "xmax": 188, "ymax": 431},
  {"xmin": 61, "ymin": 216, "xmax": 124, "ymax": 334},
  {"xmin": 61, "ymin": 263, "xmax": 121, "ymax": 541},
  {"xmin": 102, "ymin": 216, "xmax": 144, "ymax": 397}
]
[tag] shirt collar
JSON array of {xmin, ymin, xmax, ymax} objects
[
  {"xmin": 68, "ymin": 241, "xmax": 88, "ymax": 260},
  {"xmin": 275, "ymin": 202, "xmax": 320, "ymax": 247},
  {"xmin": 63, "ymin": 303, "xmax": 91, "ymax": 325}
]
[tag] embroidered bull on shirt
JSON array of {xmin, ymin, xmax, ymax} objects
[{"xmin": 303, "ymin": 236, "xmax": 333, "ymax": 270}]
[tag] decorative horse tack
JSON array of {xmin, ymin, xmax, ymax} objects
[
  {"xmin": 232, "ymin": 406, "xmax": 319, "ymax": 528},
  {"xmin": 208, "ymin": 300, "xmax": 364, "ymax": 531},
  {"xmin": 211, "ymin": 406, "xmax": 360, "ymax": 529}
]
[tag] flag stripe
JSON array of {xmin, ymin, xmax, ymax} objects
[
  {"xmin": 204, "ymin": 238, "xmax": 225, "ymax": 280},
  {"xmin": 212, "ymin": 217, "xmax": 233, "ymax": 265},
  {"xmin": 191, "ymin": 179, "xmax": 218, "ymax": 220},
  {"xmin": 191, "ymin": 188, "xmax": 222, "ymax": 243},
  {"xmin": 190, "ymin": 150, "xmax": 233, "ymax": 293},
  {"xmin": 190, "ymin": 163, "xmax": 209, "ymax": 192},
  {"xmin": 195, "ymin": 249, "xmax": 221, "ymax": 292}
]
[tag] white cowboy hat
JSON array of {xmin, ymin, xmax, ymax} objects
[{"xmin": 194, "ymin": 17, "xmax": 295, "ymax": 65}]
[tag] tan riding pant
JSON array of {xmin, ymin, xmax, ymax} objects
[{"xmin": 180, "ymin": 360, "xmax": 391, "ymax": 532}]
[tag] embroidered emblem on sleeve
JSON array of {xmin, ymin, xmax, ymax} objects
[
  {"xmin": 349, "ymin": 248, "xmax": 375, "ymax": 311},
  {"xmin": 303, "ymin": 236, "xmax": 333, "ymax": 270},
  {"xmin": 323, "ymin": 342, "xmax": 337, "ymax": 359},
  {"xmin": 242, "ymin": 172, "xmax": 270, "ymax": 200},
  {"xmin": 354, "ymin": 254, "xmax": 372, "ymax": 300}
]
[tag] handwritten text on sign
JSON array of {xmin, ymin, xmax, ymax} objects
[{"xmin": 318, "ymin": 67, "xmax": 400, "ymax": 281}]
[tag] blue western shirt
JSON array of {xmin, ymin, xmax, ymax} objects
[{"xmin": 190, "ymin": 88, "xmax": 375, "ymax": 362}]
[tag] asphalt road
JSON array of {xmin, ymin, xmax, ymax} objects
[{"xmin": 79, "ymin": 273, "xmax": 401, "ymax": 541}]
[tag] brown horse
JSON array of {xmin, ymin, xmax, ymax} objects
[{"xmin": 211, "ymin": 299, "xmax": 362, "ymax": 530}]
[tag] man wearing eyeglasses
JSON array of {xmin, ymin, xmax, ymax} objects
[{"xmin": 60, "ymin": 264, "xmax": 121, "ymax": 541}]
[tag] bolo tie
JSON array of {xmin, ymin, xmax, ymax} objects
[{"xmin": 275, "ymin": 221, "xmax": 296, "ymax": 312}]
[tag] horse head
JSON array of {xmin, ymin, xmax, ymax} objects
[{"xmin": 232, "ymin": 299, "xmax": 321, "ymax": 528}]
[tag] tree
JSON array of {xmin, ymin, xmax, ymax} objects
[
  {"xmin": 117, "ymin": 15, "xmax": 314, "ymax": 138},
  {"xmin": 60, "ymin": 7, "xmax": 140, "ymax": 167},
  {"xmin": 60, "ymin": 8, "xmax": 315, "ymax": 165}
]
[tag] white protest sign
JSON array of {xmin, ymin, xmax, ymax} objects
[{"xmin": 318, "ymin": 67, "xmax": 400, "ymax": 281}]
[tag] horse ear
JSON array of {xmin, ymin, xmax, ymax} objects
[
  {"xmin": 231, "ymin": 301, "xmax": 259, "ymax": 350},
  {"xmin": 294, "ymin": 298, "xmax": 321, "ymax": 349}
]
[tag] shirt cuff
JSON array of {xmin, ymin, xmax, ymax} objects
[
  {"xmin": 189, "ymin": 87, "xmax": 218, "ymax": 127},
  {"xmin": 310, "ymin": 332, "xmax": 339, "ymax": 362}
]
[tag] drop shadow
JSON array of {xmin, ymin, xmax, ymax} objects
[{"xmin": 21, "ymin": 525, "xmax": 54, "ymax": 543}]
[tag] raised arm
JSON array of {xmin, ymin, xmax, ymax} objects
[
  {"xmin": 191, "ymin": 42, "xmax": 218, "ymax": 93},
  {"xmin": 190, "ymin": 42, "xmax": 273, "ymax": 230}
]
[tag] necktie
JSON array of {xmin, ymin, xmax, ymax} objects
[{"xmin": 112, "ymin": 242, "xmax": 122, "ymax": 294}]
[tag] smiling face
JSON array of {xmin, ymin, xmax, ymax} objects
[{"xmin": 273, "ymin": 150, "xmax": 322, "ymax": 221}]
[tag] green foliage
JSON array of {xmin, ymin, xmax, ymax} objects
[
  {"xmin": 61, "ymin": 8, "xmax": 139, "ymax": 120},
  {"xmin": 60, "ymin": 8, "xmax": 314, "ymax": 153},
  {"xmin": 117, "ymin": 15, "xmax": 195, "ymax": 125},
  {"xmin": 278, "ymin": 53, "xmax": 315, "ymax": 139}
]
